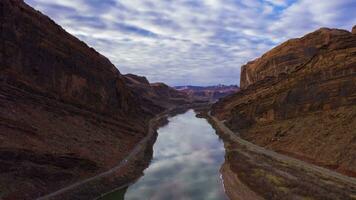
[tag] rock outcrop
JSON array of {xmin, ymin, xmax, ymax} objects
[
  {"xmin": 124, "ymin": 74, "xmax": 190, "ymax": 116},
  {"xmin": 212, "ymin": 27, "xmax": 356, "ymax": 176},
  {"xmin": 0, "ymin": 0, "xmax": 183, "ymax": 199}
]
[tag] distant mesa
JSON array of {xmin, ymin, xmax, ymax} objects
[{"xmin": 175, "ymin": 85, "xmax": 239, "ymax": 102}]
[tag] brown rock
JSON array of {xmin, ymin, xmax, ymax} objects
[
  {"xmin": 240, "ymin": 28, "xmax": 352, "ymax": 89},
  {"xmin": 0, "ymin": 0, "xmax": 183, "ymax": 198},
  {"xmin": 175, "ymin": 85, "xmax": 239, "ymax": 102},
  {"xmin": 1, "ymin": 0, "xmax": 141, "ymax": 119},
  {"xmin": 124, "ymin": 74, "xmax": 191, "ymax": 116},
  {"xmin": 352, "ymin": 25, "xmax": 356, "ymax": 34},
  {"xmin": 212, "ymin": 27, "xmax": 356, "ymax": 176}
]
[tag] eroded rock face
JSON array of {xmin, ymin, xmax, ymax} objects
[
  {"xmin": 240, "ymin": 28, "xmax": 354, "ymax": 89},
  {"xmin": 0, "ymin": 0, "xmax": 156, "ymax": 198},
  {"xmin": 212, "ymin": 26, "xmax": 356, "ymax": 176},
  {"xmin": 1, "ymin": 0, "xmax": 141, "ymax": 119},
  {"xmin": 124, "ymin": 74, "xmax": 191, "ymax": 116}
]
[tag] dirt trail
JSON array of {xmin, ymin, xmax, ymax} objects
[
  {"xmin": 38, "ymin": 110, "xmax": 356, "ymax": 199},
  {"xmin": 209, "ymin": 113, "xmax": 356, "ymax": 186},
  {"xmin": 37, "ymin": 109, "xmax": 173, "ymax": 200}
]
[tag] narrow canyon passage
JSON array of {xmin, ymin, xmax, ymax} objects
[{"xmin": 100, "ymin": 110, "xmax": 228, "ymax": 200}]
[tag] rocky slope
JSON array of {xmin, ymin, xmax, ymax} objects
[
  {"xmin": 212, "ymin": 26, "xmax": 356, "ymax": 177},
  {"xmin": 175, "ymin": 85, "xmax": 239, "ymax": 102},
  {"xmin": 0, "ymin": 0, "xmax": 186, "ymax": 199},
  {"xmin": 124, "ymin": 74, "xmax": 191, "ymax": 116}
]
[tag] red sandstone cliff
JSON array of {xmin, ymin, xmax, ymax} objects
[
  {"xmin": 212, "ymin": 26, "xmax": 356, "ymax": 177},
  {"xmin": 0, "ymin": 0, "xmax": 183, "ymax": 199}
]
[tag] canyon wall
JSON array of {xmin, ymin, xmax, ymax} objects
[
  {"xmin": 1, "ymin": 0, "xmax": 141, "ymax": 119},
  {"xmin": 0, "ymin": 0, "xmax": 186, "ymax": 199},
  {"xmin": 212, "ymin": 26, "xmax": 356, "ymax": 176},
  {"xmin": 124, "ymin": 74, "xmax": 191, "ymax": 116}
]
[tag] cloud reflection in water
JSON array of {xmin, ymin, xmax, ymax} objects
[{"xmin": 125, "ymin": 110, "xmax": 227, "ymax": 200}]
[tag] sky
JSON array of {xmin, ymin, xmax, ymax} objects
[{"xmin": 24, "ymin": 0, "xmax": 356, "ymax": 86}]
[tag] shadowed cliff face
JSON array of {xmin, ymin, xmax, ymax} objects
[
  {"xmin": 1, "ymin": 0, "xmax": 142, "ymax": 119},
  {"xmin": 0, "ymin": 0, "xmax": 173, "ymax": 199},
  {"xmin": 212, "ymin": 26, "xmax": 356, "ymax": 176},
  {"xmin": 123, "ymin": 74, "xmax": 191, "ymax": 117}
]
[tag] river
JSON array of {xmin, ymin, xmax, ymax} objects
[{"xmin": 100, "ymin": 109, "xmax": 228, "ymax": 200}]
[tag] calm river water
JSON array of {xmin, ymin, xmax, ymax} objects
[{"xmin": 101, "ymin": 109, "xmax": 228, "ymax": 200}]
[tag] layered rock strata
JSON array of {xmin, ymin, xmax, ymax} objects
[
  {"xmin": 0, "ymin": 0, "xmax": 187, "ymax": 199},
  {"xmin": 124, "ymin": 74, "xmax": 190, "ymax": 116},
  {"xmin": 212, "ymin": 27, "xmax": 356, "ymax": 176}
]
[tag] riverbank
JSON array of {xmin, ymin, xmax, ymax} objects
[
  {"xmin": 37, "ymin": 104, "xmax": 209, "ymax": 200},
  {"xmin": 199, "ymin": 110, "xmax": 356, "ymax": 200},
  {"xmin": 99, "ymin": 109, "xmax": 227, "ymax": 199}
]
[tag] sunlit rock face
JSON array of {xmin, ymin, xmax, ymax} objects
[
  {"xmin": 212, "ymin": 26, "xmax": 356, "ymax": 176},
  {"xmin": 240, "ymin": 28, "xmax": 355, "ymax": 89}
]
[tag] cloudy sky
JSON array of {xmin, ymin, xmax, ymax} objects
[{"xmin": 25, "ymin": 0, "xmax": 356, "ymax": 86}]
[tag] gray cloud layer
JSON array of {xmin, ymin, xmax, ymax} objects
[{"xmin": 25, "ymin": 0, "xmax": 356, "ymax": 86}]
